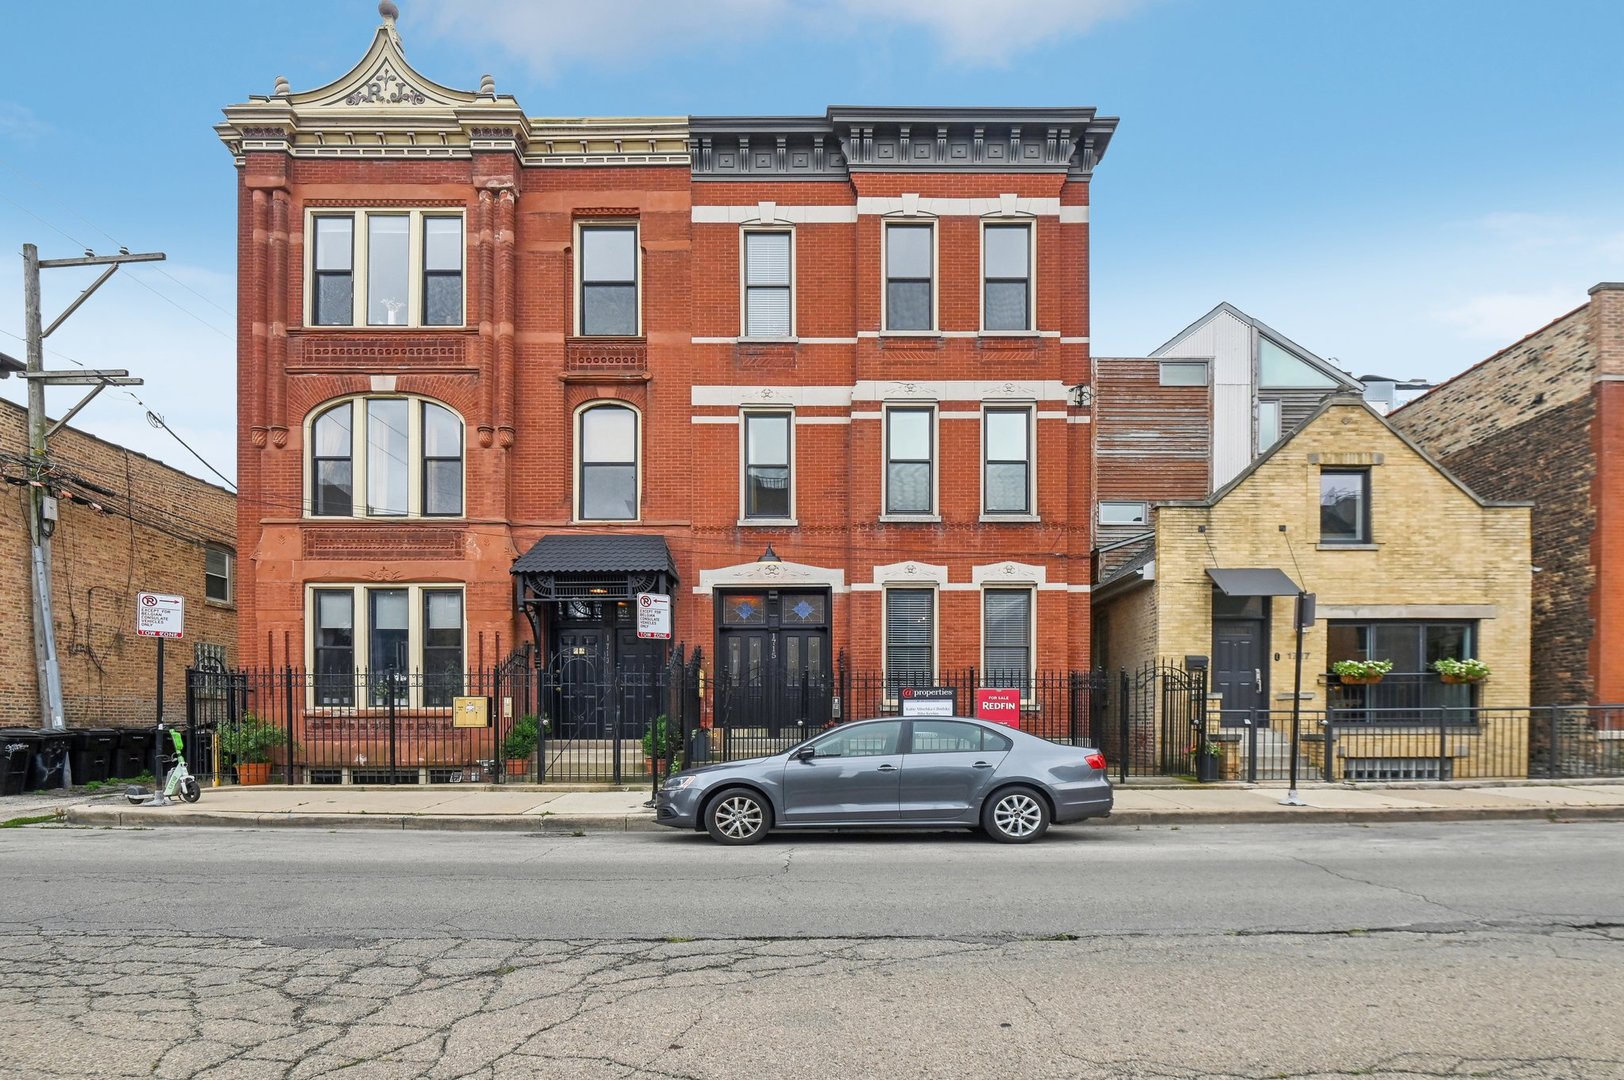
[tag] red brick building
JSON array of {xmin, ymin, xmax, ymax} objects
[
  {"xmin": 1392, "ymin": 282, "xmax": 1624, "ymax": 707},
  {"xmin": 217, "ymin": 9, "xmax": 1114, "ymax": 735}
]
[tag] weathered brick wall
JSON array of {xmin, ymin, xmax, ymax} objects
[
  {"xmin": 1390, "ymin": 301, "xmax": 1597, "ymax": 704},
  {"xmin": 0, "ymin": 400, "xmax": 237, "ymax": 729}
]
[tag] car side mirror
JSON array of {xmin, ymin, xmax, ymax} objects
[{"xmin": 794, "ymin": 745, "xmax": 817, "ymax": 762}]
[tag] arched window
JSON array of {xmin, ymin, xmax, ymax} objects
[
  {"xmin": 577, "ymin": 403, "xmax": 639, "ymax": 521},
  {"xmin": 307, "ymin": 396, "xmax": 463, "ymax": 518}
]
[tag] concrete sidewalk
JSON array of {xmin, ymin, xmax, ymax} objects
[{"xmin": 34, "ymin": 777, "xmax": 1624, "ymax": 832}]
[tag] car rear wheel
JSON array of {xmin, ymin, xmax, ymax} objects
[
  {"xmin": 983, "ymin": 786, "xmax": 1049, "ymax": 843},
  {"xmin": 705, "ymin": 787, "xmax": 771, "ymax": 845}
]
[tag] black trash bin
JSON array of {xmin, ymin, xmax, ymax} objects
[
  {"xmin": 113, "ymin": 728, "xmax": 156, "ymax": 781},
  {"xmin": 67, "ymin": 727, "xmax": 117, "ymax": 784},
  {"xmin": 24, "ymin": 730, "xmax": 70, "ymax": 791},
  {"xmin": 0, "ymin": 730, "xmax": 38, "ymax": 796}
]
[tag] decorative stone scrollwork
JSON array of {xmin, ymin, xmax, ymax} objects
[{"xmin": 345, "ymin": 62, "xmax": 427, "ymax": 106}]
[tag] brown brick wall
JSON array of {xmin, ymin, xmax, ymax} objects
[{"xmin": 0, "ymin": 400, "xmax": 237, "ymax": 729}]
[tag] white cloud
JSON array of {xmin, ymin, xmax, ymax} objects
[
  {"xmin": 1434, "ymin": 288, "xmax": 1585, "ymax": 343},
  {"xmin": 420, "ymin": 0, "xmax": 1149, "ymax": 76},
  {"xmin": 0, "ymin": 101, "xmax": 47, "ymax": 140}
]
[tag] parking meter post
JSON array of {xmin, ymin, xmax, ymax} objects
[{"xmin": 1280, "ymin": 591, "xmax": 1308, "ymax": 807}]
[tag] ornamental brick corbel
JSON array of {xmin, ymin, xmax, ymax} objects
[{"xmin": 477, "ymin": 424, "xmax": 495, "ymax": 448}]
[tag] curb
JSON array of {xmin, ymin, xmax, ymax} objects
[{"xmin": 60, "ymin": 804, "xmax": 1624, "ymax": 833}]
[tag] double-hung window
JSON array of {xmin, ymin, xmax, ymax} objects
[
  {"xmin": 885, "ymin": 407, "xmax": 935, "ymax": 515},
  {"xmin": 885, "ymin": 588, "xmax": 935, "ymax": 698},
  {"xmin": 578, "ymin": 404, "xmax": 639, "ymax": 520},
  {"xmin": 742, "ymin": 411, "xmax": 792, "ymax": 520},
  {"xmin": 884, "ymin": 222, "xmax": 934, "ymax": 331},
  {"xmin": 983, "ymin": 589, "xmax": 1033, "ymax": 691},
  {"xmin": 1320, "ymin": 469, "xmax": 1371, "ymax": 544},
  {"xmin": 983, "ymin": 407, "xmax": 1032, "ymax": 515},
  {"xmin": 982, "ymin": 222, "xmax": 1032, "ymax": 331},
  {"xmin": 310, "ymin": 585, "xmax": 465, "ymax": 708},
  {"xmin": 743, "ymin": 231, "xmax": 792, "ymax": 338},
  {"xmin": 308, "ymin": 396, "xmax": 464, "ymax": 518},
  {"xmin": 308, "ymin": 211, "xmax": 463, "ymax": 328},
  {"xmin": 578, "ymin": 225, "xmax": 639, "ymax": 336},
  {"xmin": 204, "ymin": 547, "xmax": 234, "ymax": 604}
]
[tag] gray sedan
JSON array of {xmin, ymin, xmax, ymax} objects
[{"xmin": 655, "ymin": 716, "xmax": 1112, "ymax": 844}]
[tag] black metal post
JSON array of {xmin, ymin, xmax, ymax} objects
[
  {"xmin": 1117, "ymin": 668, "xmax": 1129, "ymax": 784},
  {"xmin": 387, "ymin": 668, "xmax": 399, "ymax": 785},
  {"xmin": 283, "ymin": 667, "xmax": 296, "ymax": 785},
  {"xmin": 1438, "ymin": 708, "xmax": 1449, "ymax": 781}
]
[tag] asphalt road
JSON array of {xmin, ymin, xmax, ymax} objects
[{"xmin": 3, "ymin": 821, "xmax": 1623, "ymax": 1079}]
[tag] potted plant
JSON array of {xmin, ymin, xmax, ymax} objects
[
  {"xmin": 219, "ymin": 713, "xmax": 292, "ymax": 785},
  {"xmin": 642, "ymin": 715, "xmax": 677, "ymax": 774},
  {"xmin": 503, "ymin": 714, "xmax": 541, "ymax": 779},
  {"xmin": 1332, "ymin": 659, "xmax": 1393, "ymax": 685},
  {"xmin": 1184, "ymin": 738, "xmax": 1223, "ymax": 782},
  {"xmin": 1434, "ymin": 657, "xmax": 1490, "ymax": 685}
]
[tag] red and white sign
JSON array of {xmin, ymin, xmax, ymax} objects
[
  {"xmin": 975, "ymin": 687, "xmax": 1021, "ymax": 728},
  {"xmin": 635, "ymin": 592, "xmax": 671, "ymax": 639},
  {"xmin": 136, "ymin": 592, "xmax": 185, "ymax": 639}
]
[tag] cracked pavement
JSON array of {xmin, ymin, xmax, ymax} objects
[{"xmin": 2, "ymin": 822, "xmax": 1623, "ymax": 1079}]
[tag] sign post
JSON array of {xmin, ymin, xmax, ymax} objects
[
  {"xmin": 136, "ymin": 593, "xmax": 184, "ymax": 777},
  {"xmin": 635, "ymin": 592, "xmax": 672, "ymax": 640}
]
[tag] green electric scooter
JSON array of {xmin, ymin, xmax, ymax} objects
[{"xmin": 125, "ymin": 725, "xmax": 202, "ymax": 806}]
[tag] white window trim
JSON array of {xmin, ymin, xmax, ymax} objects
[
  {"xmin": 303, "ymin": 582, "xmax": 467, "ymax": 712},
  {"xmin": 979, "ymin": 585, "xmax": 1038, "ymax": 702},
  {"xmin": 204, "ymin": 546, "xmax": 235, "ymax": 606},
  {"xmin": 1159, "ymin": 361, "xmax": 1209, "ymax": 387},
  {"xmin": 574, "ymin": 219, "xmax": 642, "ymax": 338},
  {"xmin": 738, "ymin": 407, "xmax": 797, "ymax": 526},
  {"xmin": 880, "ymin": 215, "xmax": 939, "ymax": 335},
  {"xmin": 978, "ymin": 216, "xmax": 1038, "ymax": 336},
  {"xmin": 303, "ymin": 208, "xmax": 466, "ymax": 330},
  {"xmin": 880, "ymin": 403, "xmax": 940, "ymax": 522},
  {"xmin": 573, "ymin": 400, "xmax": 643, "ymax": 523},
  {"xmin": 1098, "ymin": 500, "xmax": 1149, "ymax": 527},
  {"xmin": 979, "ymin": 403, "xmax": 1038, "ymax": 520},
  {"xmin": 303, "ymin": 395, "xmax": 466, "ymax": 520},
  {"xmin": 739, "ymin": 226, "xmax": 796, "ymax": 342},
  {"xmin": 881, "ymin": 584, "xmax": 938, "ymax": 704}
]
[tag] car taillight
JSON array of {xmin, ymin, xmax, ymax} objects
[{"xmin": 1084, "ymin": 752, "xmax": 1107, "ymax": 771}]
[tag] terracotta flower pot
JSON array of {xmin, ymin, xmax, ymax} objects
[
  {"xmin": 1440, "ymin": 674, "xmax": 1484, "ymax": 685},
  {"xmin": 506, "ymin": 759, "xmax": 529, "ymax": 778},
  {"xmin": 237, "ymin": 762, "xmax": 271, "ymax": 786},
  {"xmin": 1339, "ymin": 674, "xmax": 1383, "ymax": 685}
]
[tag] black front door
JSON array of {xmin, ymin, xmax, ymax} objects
[
  {"xmin": 1213, "ymin": 619, "xmax": 1267, "ymax": 721},
  {"xmin": 550, "ymin": 600, "xmax": 667, "ymax": 739},
  {"xmin": 716, "ymin": 591, "xmax": 832, "ymax": 738}
]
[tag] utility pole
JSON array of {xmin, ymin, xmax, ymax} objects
[{"xmin": 19, "ymin": 242, "xmax": 156, "ymax": 729}]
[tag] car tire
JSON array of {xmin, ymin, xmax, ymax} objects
[
  {"xmin": 982, "ymin": 786, "xmax": 1050, "ymax": 844},
  {"xmin": 705, "ymin": 787, "xmax": 771, "ymax": 845}
]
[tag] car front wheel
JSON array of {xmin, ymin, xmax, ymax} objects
[
  {"xmin": 705, "ymin": 787, "xmax": 771, "ymax": 845},
  {"xmin": 983, "ymin": 786, "xmax": 1050, "ymax": 843}
]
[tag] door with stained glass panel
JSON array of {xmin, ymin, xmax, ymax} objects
[{"xmin": 715, "ymin": 591, "xmax": 831, "ymax": 737}]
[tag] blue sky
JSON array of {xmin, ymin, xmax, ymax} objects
[{"xmin": 2, "ymin": 0, "xmax": 1621, "ymax": 484}]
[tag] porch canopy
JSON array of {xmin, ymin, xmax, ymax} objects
[
  {"xmin": 1206, "ymin": 567, "xmax": 1300, "ymax": 597},
  {"xmin": 512, "ymin": 534, "xmax": 678, "ymax": 600}
]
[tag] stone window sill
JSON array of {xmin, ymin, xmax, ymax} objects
[
  {"xmin": 1316, "ymin": 542, "xmax": 1380, "ymax": 551},
  {"xmin": 979, "ymin": 513, "xmax": 1041, "ymax": 523},
  {"xmin": 879, "ymin": 513, "xmax": 942, "ymax": 524},
  {"xmin": 737, "ymin": 518, "xmax": 798, "ymax": 528}
]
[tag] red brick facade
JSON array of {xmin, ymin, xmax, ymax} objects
[{"xmin": 221, "ymin": 19, "xmax": 1115, "ymax": 698}]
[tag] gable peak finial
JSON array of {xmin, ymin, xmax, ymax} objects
[
  {"xmin": 272, "ymin": 75, "xmax": 291, "ymax": 96},
  {"xmin": 480, "ymin": 74, "xmax": 496, "ymax": 97},
  {"xmin": 379, "ymin": 1, "xmax": 399, "ymax": 23}
]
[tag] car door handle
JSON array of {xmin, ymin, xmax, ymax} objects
[
  {"xmin": 972, "ymin": 761, "xmax": 993, "ymax": 769},
  {"xmin": 876, "ymin": 764, "xmax": 898, "ymax": 772}
]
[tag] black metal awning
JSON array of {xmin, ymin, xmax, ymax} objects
[
  {"xmin": 1206, "ymin": 567, "xmax": 1300, "ymax": 597},
  {"xmin": 512, "ymin": 534, "xmax": 677, "ymax": 603}
]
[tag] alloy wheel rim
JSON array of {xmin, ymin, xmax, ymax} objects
[
  {"xmin": 716, "ymin": 796, "xmax": 763, "ymax": 838},
  {"xmin": 994, "ymin": 794, "xmax": 1041, "ymax": 837}
]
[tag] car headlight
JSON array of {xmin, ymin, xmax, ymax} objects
[{"xmin": 664, "ymin": 775, "xmax": 698, "ymax": 791}]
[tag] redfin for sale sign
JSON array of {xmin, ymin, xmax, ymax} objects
[{"xmin": 975, "ymin": 688, "xmax": 1021, "ymax": 728}]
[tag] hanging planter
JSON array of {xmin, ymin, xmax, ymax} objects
[
  {"xmin": 1333, "ymin": 659, "xmax": 1393, "ymax": 685},
  {"xmin": 1435, "ymin": 658, "xmax": 1490, "ymax": 685}
]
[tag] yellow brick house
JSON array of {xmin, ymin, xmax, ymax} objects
[{"xmin": 1092, "ymin": 395, "xmax": 1533, "ymax": 780}]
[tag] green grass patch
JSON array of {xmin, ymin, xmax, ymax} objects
[{"xmin": 1, "ymin": 814, "xmax": 60, "ymax": 828}]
